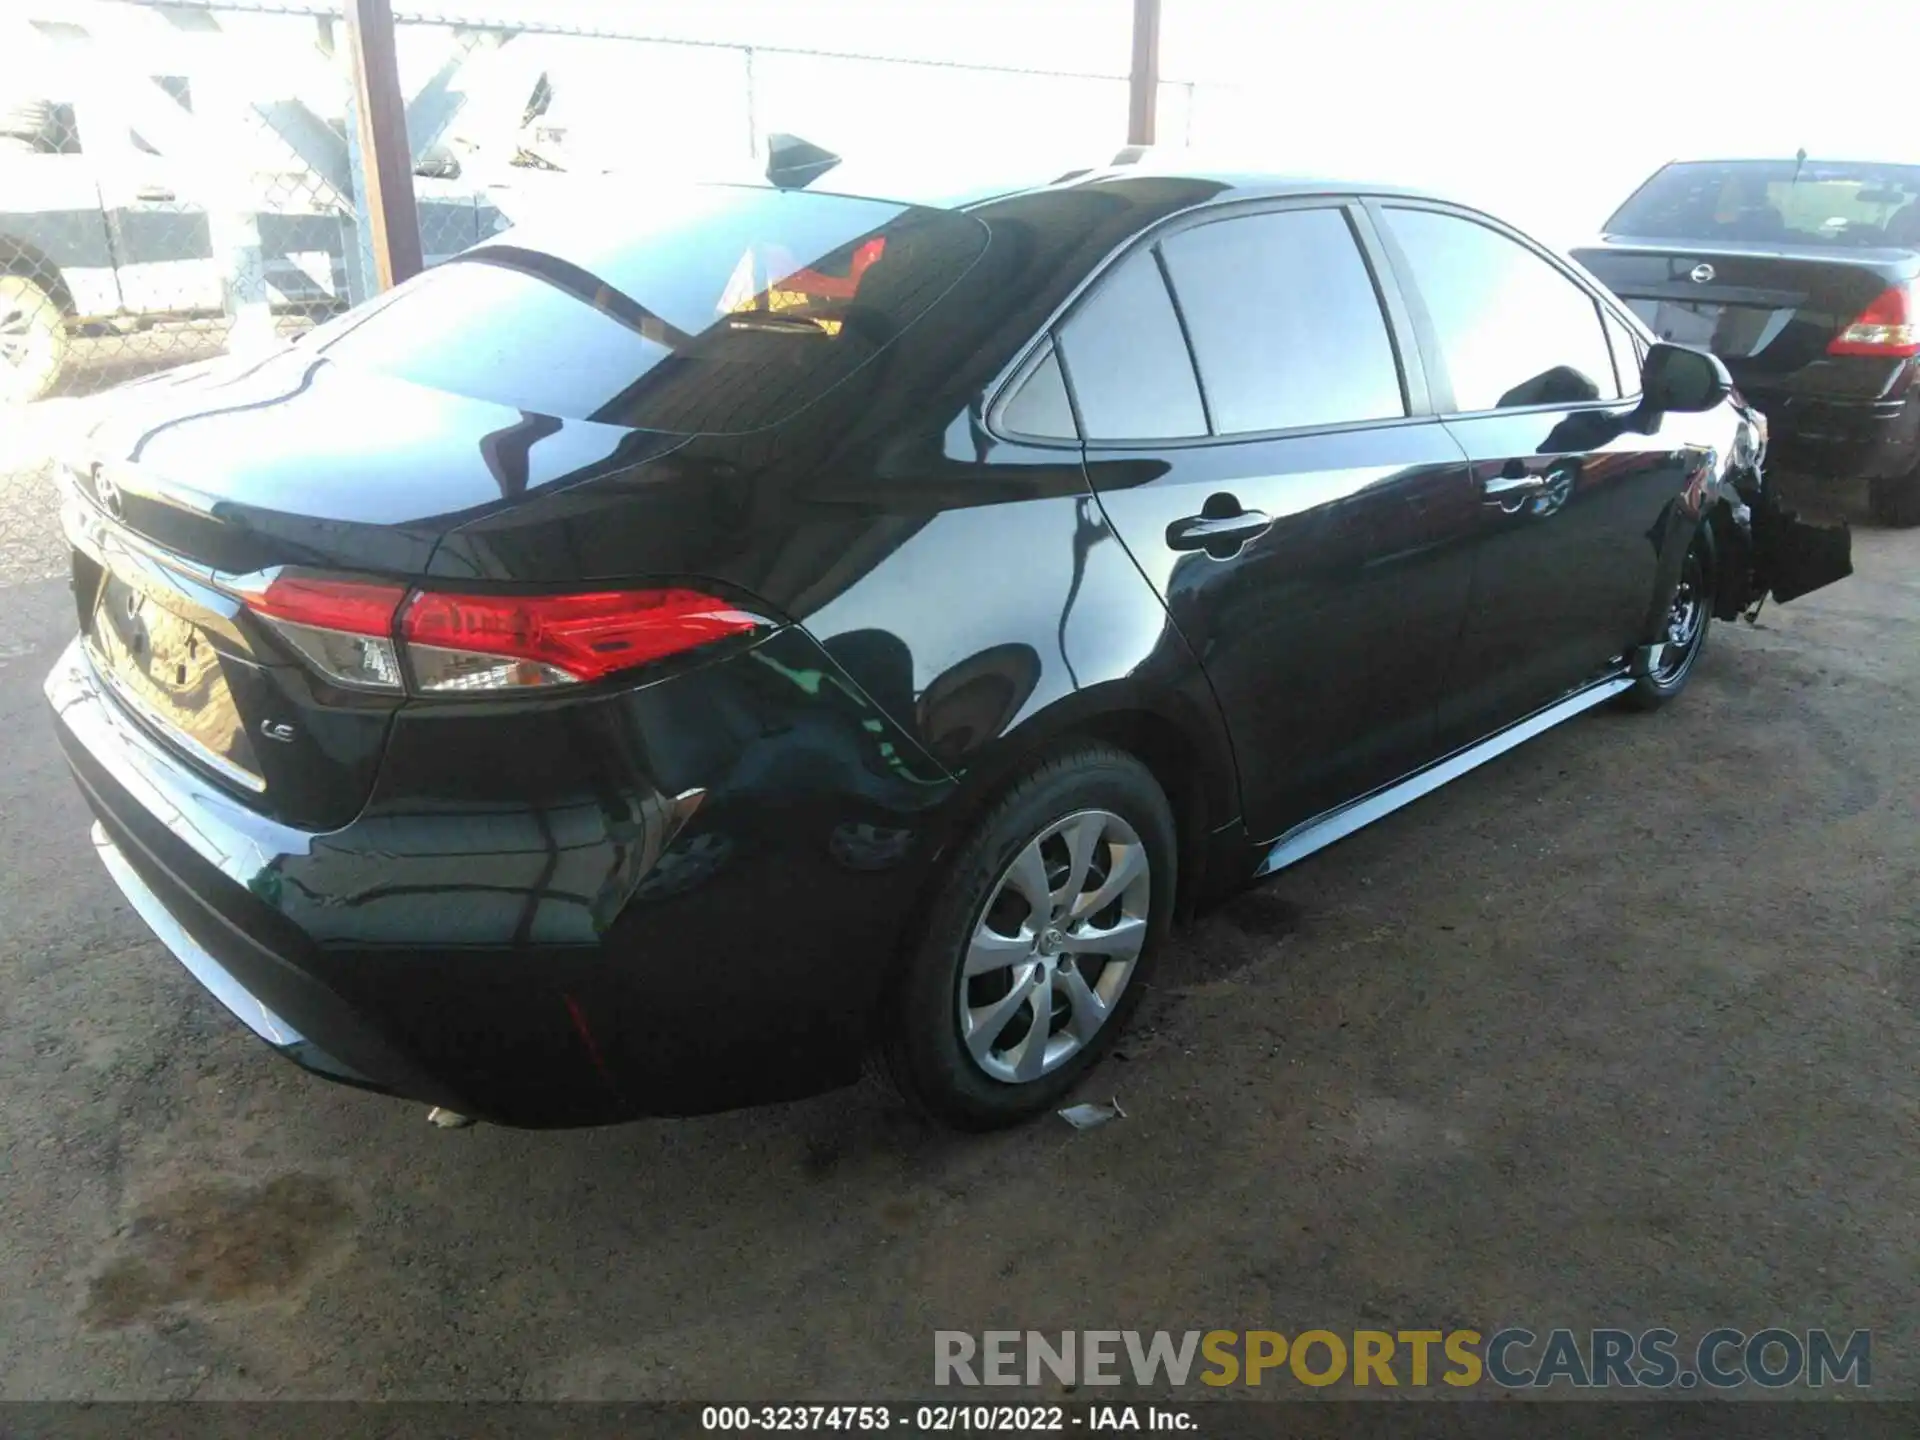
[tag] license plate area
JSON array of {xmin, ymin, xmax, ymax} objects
[
  {"xmin": 1626, "ymin": 297, "xmax": 1793, "ymax": 359},
  {"xmin": 85, "ymin": 563, "xmax": 267, "ymax": 793}
]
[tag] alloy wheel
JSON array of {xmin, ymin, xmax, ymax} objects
[
  {"xmin": 0, "ymin": 298, "xmax": 30, "ymax": 368},
  {"xmin": 956, "ymin": 808, "xmax": 1150, "ymax": 1084}
]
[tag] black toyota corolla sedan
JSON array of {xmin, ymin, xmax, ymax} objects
[{"xmin": 45, "ymin": 153, "xmax": 1852, "ymax": 1129}]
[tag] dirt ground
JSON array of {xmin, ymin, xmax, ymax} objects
[{"xmin": 0, "ymin": 463, "xmax": 1914, "ymax": 1399}]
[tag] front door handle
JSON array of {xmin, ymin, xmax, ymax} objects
[
  {"xmin": 135, "ymin": 186, "xmax": 177, "ymax": 203},
  {"xmin": 1166, "ymin": 504, "xmax": 1273, "ymax": 558}
]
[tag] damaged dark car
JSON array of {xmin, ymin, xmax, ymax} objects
[{"xmin": 45, "ymin": 156, "xmax": 1852, "ymax": 1131}]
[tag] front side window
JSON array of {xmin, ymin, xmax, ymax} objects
[
  {"xmin": 1056, "ymin": 249, "xmax": 1207, "ymax": 442},
  {"xmin": 1603, "ymin": 309, "xmax": 1644, "ymax": 396},
  {"xmin": 1159, "ymin": 207, "xmax": 1404, "ymax": 434},
  {"xmin": 1384, "ymin": 207, "xmax": 1619, "ymax": 413}
]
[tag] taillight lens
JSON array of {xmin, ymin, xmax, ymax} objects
[
  {"xmin": 401, "ymin": 588, "xmax": 761, "ymax": 693},
  {"xmin": 238, "ymin": 574, "xmax": 761, "ymax": 696},
  {"xmin": 1828, "ymin": 282, "xmax": 1920, "ymax": 357},
  {"xmin": 240, "ymin": 573, "xmax": 408, "ymax": 691}
]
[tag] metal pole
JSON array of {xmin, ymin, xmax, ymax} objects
[
  {"xmin": 343, "ymin": 0, "xmax": 423, "ymax": 290},
  {"xmin": 744, "ymin": 45, "xmax": 758, "ymax": 157},
  {"xmin": 1126, "ymin": 0, "xmax": 1160, "ymax": 146}
]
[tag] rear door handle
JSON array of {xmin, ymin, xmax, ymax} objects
[
  {"xmin": 1482, "ymin": 474, "xmax": 1543, "ymax": 503},
  {"xmin": 1482, "ymin": 471, "xmax": 1547, "ymax": 498},
  {"xmin": 1166, "ymin": 506, "xmax": 1273, "ymax": 556}
]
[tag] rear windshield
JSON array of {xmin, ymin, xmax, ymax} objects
[
  {"xmin": 304, "ymin": 184, "xmax": 989, "ymax": 432},
  {"xmin": 1607, "ymin": 160, "xmax": 1920, "ymax": 250}
]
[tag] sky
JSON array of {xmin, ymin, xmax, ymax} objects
[
  {"xmin": 539, "ymin": 0, "xmax": 1916, "ymax": 243},
  {"xmin": 8, "ymin": 0, "xmax": 1914, "ymax": 247},
  {"xmin": 1156, "ymin": 0, "xmax": 1916, "ymax": 241}
]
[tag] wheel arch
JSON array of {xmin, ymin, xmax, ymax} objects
[
  {"xmin": 0, "ymin": 235, "xmax": 77, "ymax": 318},
  {"xmin": 926, "ymin": 679, "xmax": 1241, "ymax": 922},
  {"xmin": 862, "ymin": 681, "xmax": 1238, "ymax": 1051}
]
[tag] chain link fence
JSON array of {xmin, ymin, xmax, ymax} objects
[
  {"xmin": 0, "ymin": 0, "xmax": 1172, "ymax": 578},
  {"xmin": 1, "ymin": 2, "xmax": 444, "ymax": 409},
  {"xmin": 2, "ymin": 1, "xmax": 1165, "ymax": 406}
]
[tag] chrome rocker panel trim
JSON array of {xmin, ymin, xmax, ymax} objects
[{"xmin": 1254, "ymin": 674, "xmax": 1635, "ymax": 877}]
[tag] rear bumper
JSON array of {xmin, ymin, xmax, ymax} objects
[
  {"xmin": 90, "ymin": 822, "xmax": 393, "ymax": 1093},
  {"xmin": 1752, "ymin": 385, "xmax": 1920, "ymax": 481},
  {"xmin": 47, "ymin": 627, "xmax": 961, "ymax": 1126},
  {"xmin": 50, "ymin": 637, "xmax": 466, "ymax": 1108}
]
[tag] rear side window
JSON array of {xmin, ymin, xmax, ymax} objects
[
  {"xmin": 998, "ymin": 344, "xmax": 1078, "ymax": 440},
  {"xmin": 1159, "ymin": 208, "xmax": 1405, "ymax": 434},
  {"xmin": 1056, "ymin": 250, "xmax": 1207, "ymax": 441},
  {"xmin": 305, "ymin": 184, "xmax": 988, "ymax": 433},
  {"xmin": 1384, "ymin": 207, "xmax": 1619, "ymax": 413}
]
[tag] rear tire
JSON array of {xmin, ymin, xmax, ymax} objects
[
  {"xmin": 0, "ymin": 274, "xmax": 68, "ymax": 403},
  {"xmin": 876, "ymin": 743, "xmax": 1176, "ymax": 1130},
  {"xmin": 1868, "ymin": 466, "xmax": 1920, "ymax": 528},
  {"xmin": 1623, "ymin": 538, "xmax": 1711, "ymax": 711}
]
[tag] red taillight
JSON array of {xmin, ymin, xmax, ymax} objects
[
  {"xmin": 239, "ymin": 573, "xmax": 408, "ymax": 692},
  {"xmin": 1828, "ymin": 282, "xmax": 1920, "ymax": 357},
  {"xmin": 401, "ymin": 587, "xmax": 760, "ymax": 693},
  {"xmin": 240, "ymin": 575, "xmax": 759, "ymax": 695},
  {"xmin": 242, "ymin": 573, "xmax": 408, "ymax": 634}
]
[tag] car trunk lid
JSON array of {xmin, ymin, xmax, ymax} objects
[
  {"xmin": 63, "ymin": 493, "xmax": 394, "ymax": 831},
  {"xmin": 1572, "ymin": 238, "xmax": 1915, "ymax": 395},
  {"xmin": 61, "ymin": 348, "xmax": 683, "ymax": 830}
]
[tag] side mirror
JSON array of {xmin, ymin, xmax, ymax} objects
[{"xmin": 1641, "ymin": 342, "xmax": 1731, "ymax": 413}]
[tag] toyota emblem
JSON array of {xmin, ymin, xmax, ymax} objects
[
  {"xmin": 95, "ymin": 469, "xmax": 124, "ymax": 519},
  {"xmin": 1689, "ymin": 263, "xmax": 1716, "ymax": 284}
]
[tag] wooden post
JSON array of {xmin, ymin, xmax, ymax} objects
[
  {"xmin": 343, "ymin": 0, "xmax": 423, "ymax": 290},
  {"xmin": 1126, "ymin": 0, "xmax": 1161, "ymax": 146}
]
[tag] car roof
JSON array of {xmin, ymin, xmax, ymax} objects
[
  {"xmin": 793, "ymin": 149, "xmax": 1456, "ymax": 216},
  {"xmin": 1655, "ymin": 155, "xmax": 1920, "ymax": 170}
]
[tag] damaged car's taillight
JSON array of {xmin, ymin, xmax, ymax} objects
[{"xmin": 238, "ymin": 573, "xmax": 761, "ymax": 695}]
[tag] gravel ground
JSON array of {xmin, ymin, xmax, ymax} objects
[
  {"xmin": 0, "ymin": 390, "xmax": 85, "ymax": 586},
  {"xmin": 0, "ymin": 456, "xmax": 63, "ymax": 586},
  {"xmin": 0, "ymin": 461, "xmax": 1915, "ymax": 1400}
]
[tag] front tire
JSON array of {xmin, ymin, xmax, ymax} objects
[
  {"xmin": 0, "ymin": 274, "xmax": 68, "ymax": 403},
  {"xmin": 1624, "ymin": 538, "xmax": 1712, "ymax": 710},
  {"xmin": 877, "ymin": 744, "xmax": 1176, "ymax": 1130}
]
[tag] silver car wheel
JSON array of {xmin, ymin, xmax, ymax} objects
[
  {"xmin": 0, "ymin": 295, "xmax": 33, "ymax": 367},
  {"xmin": 956, "ymin": 808, "xmax": 1150, "ymax": 1084}
]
